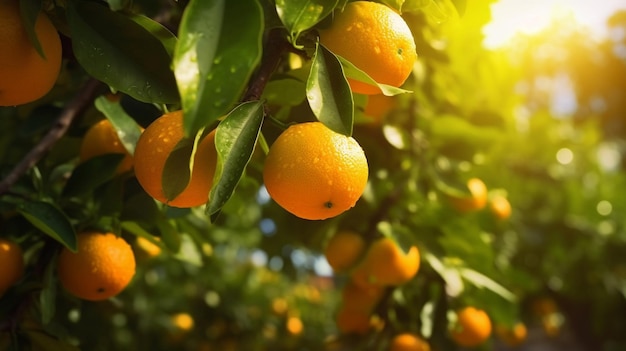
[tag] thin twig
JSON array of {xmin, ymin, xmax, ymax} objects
[{"xmin": 0, "ymin": 78, "xmax": 102, "ymax": 195}]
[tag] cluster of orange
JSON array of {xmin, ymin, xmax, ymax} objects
[
  {"xmin": 450, "ymin": 304, "xmax": 530, "ymax": 348},
  {"xmin": 0, "ymin": 232, "xmax": 135, "ymax": 302},
  {"xmin": 448, "ymin": 177, "xmax": 513, "ymax": 220},
  {"xmin": 0, "ymin": 3, "xmax": 137, "ymax": 302},
  {"xmin": 0, "ymin": 0, "xmax": 417, "ymax": 220},
  {"xmin": 324, "ymin": 231, "xmax": 420, "ymax": 337},
  {"xmin": 81, "ymin": 112, "xmax": 368, "ymax": 220}
]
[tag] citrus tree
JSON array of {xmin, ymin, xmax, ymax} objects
[{"xmin": 1, "ymin": 0, "xmax": 625, "ymax": 350}]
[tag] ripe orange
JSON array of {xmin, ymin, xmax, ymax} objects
[
  {"xmin": 79, "ymin": 119, "xmax": 136, "ymax": 174},
  {"xmin": 171, "ymin": 313, "xmax": 194, "ymax": 332},
  {"xmin": 335, "ymin": 306, "xmax": 371, "ymax": 335},
  {"xmin": 134, "ymin": 110, "xmax": 218, "ymax": 208},
  {"xmin": 286, "ymin": 316, "xmax": 304, "ymax": 335},
  {"xmin": 496, "ymin": 322, "xmax": 527, "ymax": 346},
  {"xmin": 448, "ymin": 178, "xmax": 488, "ymax": 213},
  {"xmin": 351, "ymin": 237, "xmax": 420, "ymax": 287},
  {"xmin": 489, "ymin": 194, "xmax": 511, "ymax": 220},
  {"xmin": 263, "ymin": 122, "xmax": 368, "ymax": 220},
  {"xmin": 0, "ymin": 238, "xmax": 24, "ymax": 295},
  {"xmin": 324, "ymin": 230, "xmax": 365, "ymax": 272},
  {"xmin": 0, "ymin": 0, "xmax": 62, "ymax": 106},
  {"xmin": 341, "ymin": 280, "xmax": 384, "ymax": 313},
  {"xmin": 390, "ymin": 333, "xmax": 431, "ymax": 351},
  {"xmin": 450, "ymin": 307, "xmax": 492, "ymax": 348},
  {"xmin": 271, "ymin": 297, "xmax": 289, "ymax": 316},
  {"xmin": 363, "ymin": 94, "xmax": 396, "ymax": 123},
  {"xmin": 319, "ymin": 1, "xmax": 417, "ymax": 94},
  {"xmin": 57, "ymin": 232, "xmax": 135, "ymax": 301}
]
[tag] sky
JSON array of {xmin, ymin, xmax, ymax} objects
[{"xmin": 482, "ymin": 0, "xmax": 626, "ymax": 49}]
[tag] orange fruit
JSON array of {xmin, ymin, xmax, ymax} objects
[
  {"xmin": 324, "ymin": 230, "xmax": 365, "ymax": 272},
  {"xmin": 171, "ymin": 313, "xmax": 194, "ymax": 332},
  {"xmin": 263, "ymin": 122, "xmax": 368, "ymax": 220},
  {"xmin": 335, "ymin": 306, "xmax": 371, "ymax": 335},
  {"xmin": 532, "ymin": 297, "xmax": 558, "ymax": 317},
  {"xmin": 57, "ymin": 232, "xmax": 135, "ymax": 301},
  {"xmin": 0, "ymin": 0, "xmax": 62, "ymax": 106},
  {"xmin": 450, "ymin": 307, "xmax": 492, "ymax": 348},
  {"xmin": 319, "ymin": 1, "xmax": 417, "ymax": 94},
  {"xmin": 352, "ymin": 237, "xmax": 420, "ymax": 287},
  {"xmin": 448, "ymin": 178, "xmax": 488, "ymax": 213},
  {"xmin": 134, "ymin": 110, "xmax": 218, "ymax": 208},
  {"xmin": 489, "ymin": 194, "xmax": 511, "ymax": 220},
  {"xmin": 271, "ymin": 297, "xmax": 289, "ymax": 316},
  {"xmin": 79, "ymin": 119, "xmax": 136, "ymax": 174},
  {"xmin": 390, "ymin": 333, "xmax": 431, "ymax": 351},
  {"xmin": 286, "ymin": 316, "xmax": 304, "ymax": 335},
  {"xmin": 363, "ymin": 94, "xmax": 396, "ymax": 123},
  {"xmin": 496, "ymin": 322, "xmax": 527, "ymax": 346},
  {"xmin": 341, "ymin": 280, "xmax": 384, "ymax": 313},
  {"xmin": 541, "ymin": 315, "xmax": 561, "ymax": 338},
  {"xmin": 0, "ymin": 238, "xmax": 24, "ymax": 295}
]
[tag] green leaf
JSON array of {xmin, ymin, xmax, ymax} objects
[
  {"xmin": 430, "ymin": 162, "xmax": 473, "ymax": 199},
  {"xmin": 17, "ymin": 201, "xmax": 77, "ymax": 252},
  {"xmin": 66, "ymin": 1, "xmax": 179, "ymax": 104},
  {"xmin": 174, "ymin": 0, "xmax": 264, "ymax": 136},
  {"xmin": 382, "ymin": 125, "xmax": 410, "ymax": 149},
  {"xmin": 120, "ymin": 221, "xmax": 150, "ymax": 238},
  {"xmin": 121, "ymin": 221, "xmax": 165, "ymax": 248},
  {"xmin": 458, "ymin": 267, "xmax": 517, "ymax": 302},
  {"xmin": 39, "ymin": 257, "xmax": 57, "ymax": 324},
  {"xmin": 307, "ymin": 43, "xmax": 353, "ymax": 136},
  {"xmin": 24, "ymin": 330, "xmax": 81, "ymax": 351},
  {"xmin": 19, "ymin": 0, "xmax": 45, "ymax": 59},
  {"xmin": 261, "ymin": 78, "xmax": 306, "ymax": 107},
  {"xmin": 156, "ymin": 217, "xmax": 181, "ymax": 253},
  {"xmin": 424, "ymin": 253, "xmax": 464, "ymax": 297},
  {"xmin": 172, "ymin": 234, "xmax": 202, "ymax": 266},
  {"xmin": 207, "ymin": 101, "xmax": 264, "ymax": 220},
  {"xmin": 106, "ymin": 0, "xmax": 125, "ymax": 11},
  {"xmin": 275, "ymin": 0, "xmax": 338, "ymax": 44},
  {"xmin": 161, "ymin": 135, "xmax": 198, "ymax": 203},
  {"xmin": 94, "ymin": 96, "xmax": 143, "ymax": 156},
  {"xmin": 410, "ymin": 0, "xmax": 459, "ymax": 22},
  {"xmin": 62, "ymin": 154, "xmax": 125, "ymax": 197},
  {"xmin": 95, "ymin": 177, "xmax": 125, "ymax": 218},
  {"xmin": 401, "ymin": 0, "xmax": 432, "ymax": 12},
  {"xmin": 129, "ymin": 15, "xmax": 178, "ymax": 57},
  {"xmin": 429, "ymin": 115, "xmax": 501, "ymax": 150},
  {"xmin": 337, "ymin": 55, "xmax": 412, "ymax": 96}
]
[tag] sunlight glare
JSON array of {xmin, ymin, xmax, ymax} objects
[{"xmin": 483, "ymin": 0, "xmax": 626, "ymax": 49}]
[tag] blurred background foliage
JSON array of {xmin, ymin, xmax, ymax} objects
[{"xmin": 1, "ymin": 0, "xmax": 626, "ymax": 350}]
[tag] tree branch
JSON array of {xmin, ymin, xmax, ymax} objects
[
  {"xmin": 243, "ymin": 28, "xmax": 291, "ymax": 102},
  {"xmin": 0, "ymin": 78, "xmax": 102, "ymax": 195}
]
